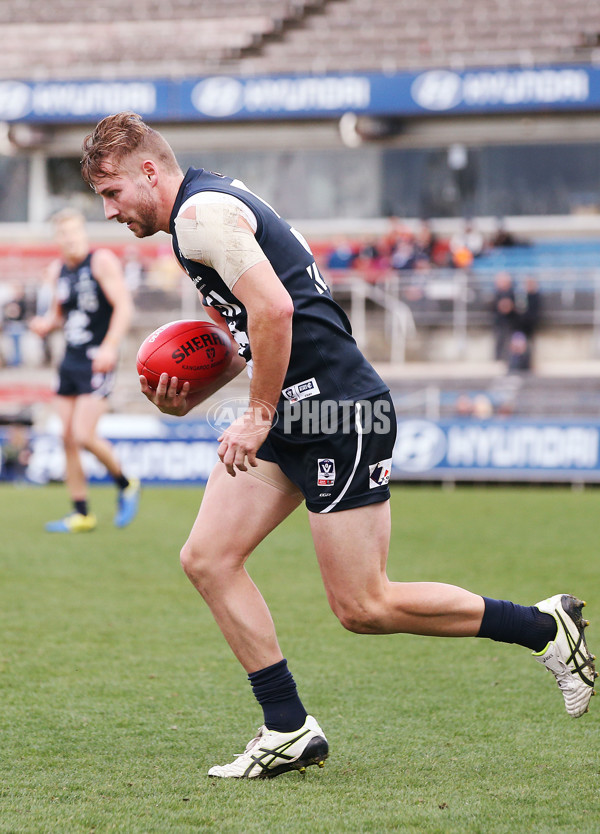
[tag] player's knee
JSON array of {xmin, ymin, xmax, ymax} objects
[
  {"xmin": 180, "ymin": 540, "xmax": 201, "ymax": 578},
  {"xmin": 332, "ymin": 597, "xmax": 383, "ymax": 634},
  {"xmin": 72, "ymin": 428, "xmax": 93, "ymax": 451},
  {"xmin": 180, "ymin": 539, "xmax": 216, "ymax": 585}
]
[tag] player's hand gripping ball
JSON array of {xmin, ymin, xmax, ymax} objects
[{"xmin": 137, "ymin": 319, "xmax": 234, "ymax": 394}]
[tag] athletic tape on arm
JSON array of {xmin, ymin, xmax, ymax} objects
[{"xmin": 175, "ymin": 203, "xmax": 268, "ymax": 290}]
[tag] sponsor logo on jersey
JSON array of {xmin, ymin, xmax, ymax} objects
[
  {"xmin": 369, "ymin": 458, "xmax": 392, "ymax": 489},
  {"xmin": 282, "ymin": 377, "xmax": 320, "ymax": 403},
  {"xmin": 317, "ymin": 458, "xmax": 336, "ymax": 486}
]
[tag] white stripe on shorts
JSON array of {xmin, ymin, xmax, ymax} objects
[{"xmin": 319, "ymin": 402, "xmax": 363, "ymax": 514}]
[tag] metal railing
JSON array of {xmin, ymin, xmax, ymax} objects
[{"xmin": 326, "ymin": 266, "xmax": 600, "ymax": 360}]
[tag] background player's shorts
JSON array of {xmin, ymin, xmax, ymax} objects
[
  {"xmin": 257, "ymin": 392, "xmax": 396, "ymax": 513},
  {"xmin": 56, "ymin": 351, "xmax": 115, "ymax": 398}
]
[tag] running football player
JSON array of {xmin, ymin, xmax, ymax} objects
[{"xmin": 80, "ymin": 113, "xmax": 595, "ymax": 778}]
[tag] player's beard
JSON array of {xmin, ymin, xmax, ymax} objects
[{"xmin": 129, "ymin": 185, "xmax": 159, "ymax": 238}]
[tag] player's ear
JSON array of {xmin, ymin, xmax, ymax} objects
[{"xmin": 141, "ymin": 159, "xmax": 158, "ymax": 185}]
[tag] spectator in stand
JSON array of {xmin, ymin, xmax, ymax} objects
[
  {"xmin": 507, "ymin": 331, "xmax": 531, "ymax": 373},
  {"xmin": 326, "ymin": 236, "xmax": 358, "ymax": 270},
  {"xmin": 454, "ymin": 393, "xmax": 474, "ymax": 418},
  {"xmin": 490, "ymin": 218, "xmax": 531, "ymax": 248},
  {"xmin": 492, "ymin": 271, "xmax": 518, "ymax": 361},
  {"xmin": 451, "ymin": 244, "xmax": 474, "ymax": 270},
  {"xmin": 353, "ymin": 237, "xmax": 389, "ymax": 282},
  {"xmin": 2, "ymin": 282, "xmax": 28, "ymax": 367},
  {"xmin": 472, "ymin": 393, "xmax": 494, "ymax": 419},
  {"xmin": 410, "ymin": 221, "xmax": 435, "ymax": 271},
  {"xmin": 429, "ymin": 234, "xmax": 453, "ymax": 268},
  {"xmin": 519, "ymin": 277, "xmax": 541, "ymax": 340},
  {"xmin": 450, "ymin": 219, "xmax": 486, "ymax": 269},
  {"xmin": 413, "ymin": 220, "xmax": 435, "ymax": 260},
  {"xmin": 0, "ymin": 423, "xmax": 32, "ymax": 481},
  {"xmin": 390, "ymin": 229, "xmax": 417, "ymax": 271}
]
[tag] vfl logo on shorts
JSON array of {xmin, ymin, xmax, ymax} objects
[
  {"xmin": 282, "ymin": 377, "xmax": 320, "ymax": 404},
  {"xmin": 317, "ymin": 458, "xmax": 336, "ymax": 486},
  {"xmin": 369, "ymin": 458, "xmax": 392, "ymax": 489}
]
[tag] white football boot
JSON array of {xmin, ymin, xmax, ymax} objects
[
  {"xmin": 208, "ymin": 715, "xmax": 328, "ymax": 779},
  {"xmin": 533, "ymin": 594, "xmax": 597, "ymax": 717}
]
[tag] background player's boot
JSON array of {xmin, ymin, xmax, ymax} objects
[
  {"xmin": 114, "ymin": 478, "xmax": 141, "ymax": 528},
  {"xmin": 208, "ymin": 715, "xmax": 328, "ymax": 779},
  {"xmin": 45, "ymin": 512, "xmax": 97, "ymax": 533},
  {"xmin": 533, "ymin": 593, "xmax": 597, "ymax": 717}
]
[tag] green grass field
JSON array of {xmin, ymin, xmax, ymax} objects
[{"xmin": 1, "ymin": 483, "xmax": 599, "ymax": 833}]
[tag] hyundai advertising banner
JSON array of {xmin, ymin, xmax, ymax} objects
[
  {"xmin": 392, "ymin": 419, "xmax": 600, "ymax": 482},
  {"xmin": 4, "ymin": 416, "xmax": 600, "ymax": 485},
  {"xmin": 0, "ymin": 65, "xmax": 598, "ymax": 123}
]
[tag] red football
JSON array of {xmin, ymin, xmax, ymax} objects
[{"xmin": 137, "ymin": 319, "xmax": 234, "ymax": 393}]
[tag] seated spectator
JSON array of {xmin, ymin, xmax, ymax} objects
[
  {"xmin": 389, "ymin": 229, "xmax": 418, "ymax": 271},
  {"xmin": 326, "ymin": 236, "xmax": 358, "ymax": 270},
  {"xmin": 354, "ymin": 238, "xmax": 389, "ymax": 282},
  {"xmin": 454, "ymin": 393, "xmax": 474, "ymax": 418},
  {"xmin": 450, "ymin": 219, "xmax": 486, "ymax": 265},
  {"xmin": 413, "ymin": 220, "xmax": 435, "ymax": 261},
  {"xmin": 472, "ymin": 393, "xmax": 494, "ymax": 419},
  {"xmin": 451, "ymin": 244, "xmax": 474, "ymax": 270},
  {"xmin": 490, "ymin": 217, "xmax": 531, "ymax": 248},
  {"xmin": 430, "ymin": 235, "xmax": 453, "ymax": 268}
]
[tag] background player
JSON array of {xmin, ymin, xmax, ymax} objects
[
  {"xmin": 30, "ymin": 208, "xmax": 141, "ymax": 532},
  {"xmin": 81, "ymin": 113, "xmax": 595, "ymax": 778}
]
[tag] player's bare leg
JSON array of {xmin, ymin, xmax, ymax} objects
[
  {"xmin": 181, "ymin": 463, "xmax": 328, "ymax": 778},
  {"xmin": 71, "ymin": 394, "xmax": 141, "ymax": 528},
  {"xmin": 55, "ymin": 395, "xmax": 88, "ymax": 502},
  {"xmin": 72, "ymin": 394, "xmax": 121, "ymax": 477},
  {"xmin": 309, "ymin": 500, "xmax": 485, "ymax": 637},
  {"xmin": 180, "ymin": 463, "xmax": 303, "ymax": 672},
  {"xmin": 310, "ymin": 500, "xmax": 595, "ymax": 716},
  {"xmin": 46, "ymin": 395, "xmax": 97, "ymax": 532}
]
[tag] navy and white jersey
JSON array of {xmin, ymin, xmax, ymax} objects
[
  {"xmin": 170, "ymin": 168, "xmax": 388, "ymax": 419},
  {"xmin": 56, "ymin": 253, "xmax": 113, "ymax": 358}
]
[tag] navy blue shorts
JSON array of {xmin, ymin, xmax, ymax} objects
[
  {"xmin": 257, "ymin": 392, "xmax": 396, "ymax": 513},
  {"xmin": 56, "ymin": 351, "xmax": 115, "ymax": 398}
]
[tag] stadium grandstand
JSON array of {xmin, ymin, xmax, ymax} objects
[{"xmin": 1, "ymin": 0, "xmax": 600, "ymax": 483}]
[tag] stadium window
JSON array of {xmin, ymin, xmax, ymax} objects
[
  {"xmin": 176, "ymin": 147, "xmax": 381, "ymax": 220},
  {"xmin": 46, "ymin": 157, "xmax": 106, "ymax": 220},
  {"xmin": 0, "ymin": 155, "xmax": 28, "ymax": 222},
  {"xmin": 382, "ymin": 143, "xmax": 600, "ymax": 218}
]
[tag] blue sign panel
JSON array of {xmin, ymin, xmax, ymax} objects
[
  {"xmin": 7, "ymin": 417, "xmax": 600, "ymax": 486},
  {"xmin": 1, "ymin": 65, "xmax": 599, "ymax": 123},
  {"xmin": 392, "ymin": 419, "xmax": 600, "ymax": 482}
]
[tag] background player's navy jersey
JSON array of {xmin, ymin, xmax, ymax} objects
[
  {"xmin": 170, "ymin": 168, "xmax": 388, "ymax": 418},
  {"xmin": 56, "ymin": 253, "xmax": 113, "ymax": 357}
]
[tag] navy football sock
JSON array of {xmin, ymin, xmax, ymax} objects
[
  {"xmin": 248, "ymin": 659, "xmax": 308, "ymax": 733},
  {"xmin": 74, "ymin": 499, "xmax": 88, "ymax": 516},
  {"xmin": 477, "ymin": 597, "xmax": 557, "ymax": 652},
  {"xmin": 114, "ymin": 473, "xmax": 130, "ymax": 491}
]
